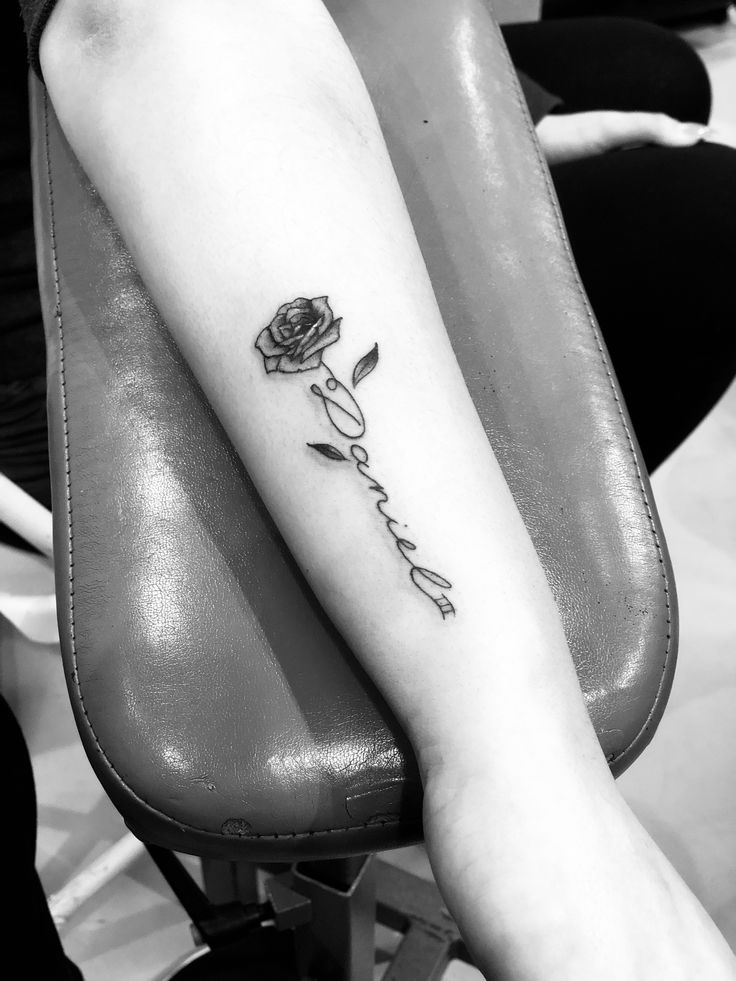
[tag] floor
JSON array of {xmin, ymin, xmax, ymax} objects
[{"xmin": 1, "ymin": 13, "xmax": 736, "ymax": 980}]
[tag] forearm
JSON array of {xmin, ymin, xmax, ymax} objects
[{"xmin": 40, "ymin": 0, "xmax": 607, "ymax": 782}]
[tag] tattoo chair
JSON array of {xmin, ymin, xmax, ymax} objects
[{"xmin": 30, "ymin": 0, "xmax": 677, "ymax": 977}]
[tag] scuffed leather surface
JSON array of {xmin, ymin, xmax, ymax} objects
[{"xmin": 30, "ymin": 0, "xmax": 676, "ymax": 861}]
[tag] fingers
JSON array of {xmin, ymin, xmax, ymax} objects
[
  {"xmin": 598, "ymin": 111, "xmax": 710, "ymax": 152},
  {"xmin": 535, "ymin": 111, "xmax": 712, "ymax": 166},
  {"xmin": 701, "ymin": 120, "xmax": 736, "ymax": 149}
]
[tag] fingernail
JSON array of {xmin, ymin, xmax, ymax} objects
[{"xmin": 680, "ymin": 122, "xmax": 711, "ymax": 140}]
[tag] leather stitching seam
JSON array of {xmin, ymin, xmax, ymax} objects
[{"xmin": 494, "ymin": 26, "xmax": 673, "ymax": 767}]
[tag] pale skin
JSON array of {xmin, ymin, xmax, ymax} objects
[
  {"xmin": 537, "ymin": 110, "xmax": 735, "ymax": 163},
  {"xmin": 41, "ymin": 2, "xmax": 736, "ymax": 978},
  {"xmin": 536, "ymin": 111, "xmax": 710, "ymax": 163}
]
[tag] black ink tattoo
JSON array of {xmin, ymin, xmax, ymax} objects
[{"xmin": 255, "ymin": 296, "xmax": 455, "ymax": 619}]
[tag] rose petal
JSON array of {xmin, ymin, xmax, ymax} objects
[
  {"xmin": 270, "ymin": 315, "xmax": 288, "ymax": 344},
  {"xmin": 310, "ymin": 296, "xmax": 333, "ymax": 329},
  {"xmin": 274, "ymin": 353, "xmax": 305, "ymax": 372},
  {"xmin": 278, "ymin": 347, "xmax": 326, "ymax": 372},
  {"xmin": 255, "ymin": 327, "xmax": 287, "ymax": 358},
  {"xmin": 297, "ymin": 350, "xmax": 325, "ymax": 371},
  {"xmin": 302, "ymin": 318, "xmax": 341, "ymax": 360},
  {"xmin": 263, "ymin": 355, "xmax": 281, "ymax": 373},
  {"xmin": 293, "ymin": 320, "xmax": 322, "ymax": 359}
]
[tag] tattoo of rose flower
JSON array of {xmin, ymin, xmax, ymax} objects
[{"xmin": 255, "ymin": 296, "xmax": 341, "ymax": 373}]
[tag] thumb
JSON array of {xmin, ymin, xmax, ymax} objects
[{"xmin": 607, "ymin": 112, "xmax": 710, "ymax": 150}]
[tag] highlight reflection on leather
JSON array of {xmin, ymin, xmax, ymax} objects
[{"xmin": 31, "ymin": 0, "xmax": 676, "ymax": 861}]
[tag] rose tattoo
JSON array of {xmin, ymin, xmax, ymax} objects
[
  {"xmin": 255, "ymin": 296, "xmax": 341, "ymax": 373},
  {"xmin": 255, "ymin": 296, "xmax": 455, "ymax": 619}
]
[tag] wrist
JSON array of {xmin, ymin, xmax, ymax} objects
[{"xmin": 413, "ymin": 671, "xmax": 615, "ymax": 798}]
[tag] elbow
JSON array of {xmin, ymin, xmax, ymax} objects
[{"xmin": 39, "ymin": 0, "xmax": 147, "ymax": 82}]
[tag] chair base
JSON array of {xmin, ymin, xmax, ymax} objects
[
  {"xmin": 164, "ymin": 929, "xmax": 299, "ymax": 980},
  {"xmin": 154, "ymin": 851, "xmax": 471, "ymax": 981},
  {"xmin": 375, "ymin": 860, "xmax": 469, "ymax": 980}
]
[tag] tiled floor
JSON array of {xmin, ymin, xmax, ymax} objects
[{"xmin": 2, "ymin": 14, "xmax": 736, "ymax": 980}]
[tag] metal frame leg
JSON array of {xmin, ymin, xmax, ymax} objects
[
  {"xmin": 290, "ymin": 856, "xmax": 376, "ymax": 981},
  {"xmin": 201, "ymin": 859, "xmax": 261, "ymax": 905},
  {"xmin": 154, "ymin": 850, "xmax": 472, "ymax": 981},
  {"xmin": 375, "ymin": 859, "xmax": 471, "ymax": 980}
]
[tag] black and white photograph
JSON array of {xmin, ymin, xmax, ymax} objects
[{"xmin": 1, "ymin": 1, "xmax": 735, "ymax": 978}]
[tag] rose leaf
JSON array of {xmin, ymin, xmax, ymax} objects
[
  {"xmin": 352, "ymin": 343, "xmax": 379, "ymax": 388},
  {"xmin": 307, "ymin": 443, "xmax": 348, "ymax": 461}
]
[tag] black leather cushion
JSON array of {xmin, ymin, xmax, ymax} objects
[
  {"xmin": 31, "ymin": 0, "xmax": 677, "ymax": 861},
  {"xmin": 542, "ymin": 0, "xmax": 729, "ymax": 22}
]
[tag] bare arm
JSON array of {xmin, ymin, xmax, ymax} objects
[{"xmin": 536, "ymin": 111, "xmax": 708, "ymax": 164}]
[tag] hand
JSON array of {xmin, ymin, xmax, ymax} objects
[{"xmin": 536, "ymin": 110, "xmax": 710, "ymax": 165}]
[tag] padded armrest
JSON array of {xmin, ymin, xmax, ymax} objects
[{"xmin": 31, "ymin": 0, "xmax": 676, "ymax": 861}]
